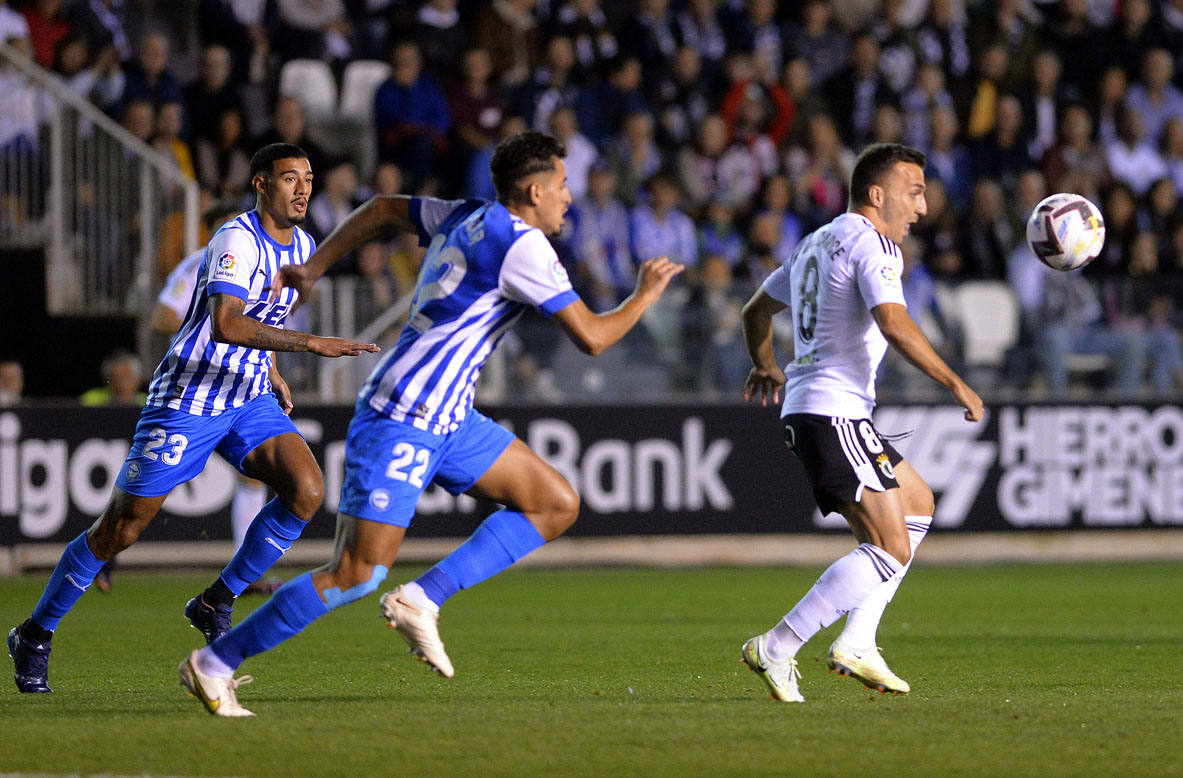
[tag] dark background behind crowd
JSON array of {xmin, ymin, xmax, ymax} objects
[{"xmin": 2, "ymin": 0, "xmax": 1182, "ymax": 403}]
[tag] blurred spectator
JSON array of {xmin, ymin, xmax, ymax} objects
[
  {"xmin": 1021, "ymin": 49, "xmax": 1078, "ymax": 162},
  {"xmin": 413, "ymin": 0, "xmax": 464, "ymax": 82},
  {"xmin": 51, "ymin": 30, "xmax": 122, "ymax": 111},
  {"xmin": 672, "ymin": 0, "xmax": 726, "ymax": 81},
  {"xmin": 68, "ymin": 0, "xmax": 130, "ymax": 63},
  {"xmin": 588, "ymin": 54, "xmax": 649, "ymax": 146},
  {"xmin": 742, "ymin": 209, "xmax": 782, "ymax": 283},
  {"xmin": 517, "ymin": 34, "xmax": 587, "ymax": 134},
  {"xmin": 473, "ymin": 0, "xmax": 542, "ymax": 91},
  {"xmin": 871, "ymin": 0, "xmax": 919, "ymax": 97},
  {"xmin": 1090, "ymin": 182, "xmax": 1139, "ymax": 277},
  {"xmin": 784, "ymin": 112, "xmax": 852, "ymax": 228},
  {"xmin": 914, "ymin": 0, "xmax": 972, "ymax": 108},
  {"xmin": 120, "ymin": 31, "xmax": 182, "ymax": 111},
  {"xmin": 1035, "ymin": 0, "xmax": 1099, "ymax": 94},
  {"xmin": 721, "ymin": 0, "xmax": 784, "ymax": 85},
  {"xmin": 307, "ymin": 157, "xmax": 362, "ymax": 249},
  {"xmin": 548, "ymin": 105, "xmax": 596, "ymax": 202},
  {"xmin": 651, "ymin": 45, "xmax": 714, "ymax": 151},
  {"xmin": 80, "ymin": 349, "xmax": 145, "ymax": 406},
  {"xmin": 0, "ymin": 358, "xmax": 23, "ymax": 406},
  {"xmin": 718, "ymin": 61, "xmax": 791, "ymax": 177},
  {"xmin": 900, "ymin": 62, "xmax": 954, "ymax": 152},
  {"xmin": 780, "ymin": 57, "xmax": 827, "ymax": 149},
  {"xmin": 1141, "ymin": 177, "xmax": 1180, "ymax": 245},
  {"xmin": 696, "ymin": 198, "xmax": 745, "ymax": 270},
  {"xmin": 911, "ymin": 176, "xmax": 961, "ymax": 277},
  {"xmin": 618, "ymin": 0, "xmax": 677, "ymax": 84},
  {"xmin": 972, "ymin": 93, "xmax": 1033, "ymax": 194},
  {"xmin": 195, "ymin": 106, "xmax": 251, "ymax": 199},
  {"xmin": 373, "ymin": 39, "xmax": 450, "ymax": 193},
  {"xmin": 152, "ymin": 100, "xmax": 194, "ymax": 180},
  {"xmin": 1165, "ymin": 0, "xmax": 1183, "ymax": 56},
  {"xmin": 784, "ymin": 0, "xmax": 849, "ymax": 90},
  {"xmin": 958, "ymin": 178, "xmax": 1013, "ymax": 279},
  {"xmin": 252, "ymin": 96, "xmax": 331, "ymax": 183},
  {"xmin": 447, "ymin": 48, "xmax": 503, "ymax": 199},
  {"xmin": 272, "ymin": 0, "xmax": 353, "ymax": 66},
  {"xmin": 354, "ymin": 240, "xmax": 398, "ymax": 328},
  {"xmin": 606, "ymin": 110, "xmax": 662, "ymax": 206},
  {"xmin": 197, "ymin": 0, "xmax": 271, "ymax": 84},
  {"xmin": 120, "ymin": 97, "xmax": 154, "ymax": 142},
  {"xmin": 822, "ymin": 31, "xmax": 894, "ymax": 148},
  {"xmin": 184, "ymin": 44, "xmax": 244, "ymax": 148},
  {"xmin": 870, "ymin": 103, "xmax": 905, "ymax": 145},
  {"xmin": 567, "ymin": 161, "xmax": 633, "ymax": 310},
  {"xmin": 1103, "ymin": 0, "xmax": 1159, "ymax": 79},
  {"xmin": 964, "ymin": 42, "xmax": 1010, "ymax": 140},
  {"xmin": 1041, "ymin": 103, "xmax": 1108, "ymax": 195},
  {"xmin": 1163, "ymin": 118, "xmax": 1183, "ymax": 195},
  {"xmin": 551, "ymin": 0, "xmax": 619, "ymax": 84},
  {"xmin": 1104, "ymin": 104, "xmax": 1168, "ymax": 197},
  {"xmin": 22, "ymin": 0, "xmax": 71, "ymax": 70},
  {"xmin": 675, "ymin": 112, "xmax": 759, "ymax": 215},
  {"xmin": 1124, "ymin": 48, "xmax": 1183, "ymax": 146},
  {"xmin": 755, "ymin": 173, "xmax": 803, "ymax": 262},
  {"xmin": 1093, "ymin": 64, "xmax": 1128, "ymax": 146},
  {"xmin": 680, "ymin": 254, "xmax": 750, "ymax": 395},
  {"xmin": 1008, "ymin": 243, "xmax": 1146, "ymax": 396}
]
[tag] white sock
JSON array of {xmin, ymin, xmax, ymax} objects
[
  {"xmin": 231, "ymin": 481, "xmax": 268, "ymax": 550},
  {"xmin": 195, "ymin": 645, "xmax": 235, "ymax": 679},
  {"xmin": 765, "ymin": 544, "xmax": 902, "ymax": 662},
  {"xmin": 399, "ymin": 581, "xmax": 439, "ymax": 614},
  {"xmin": 838, "ymin": 516, "xmax": 932, "ymax": 651}
]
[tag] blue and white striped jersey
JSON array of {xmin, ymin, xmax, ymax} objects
[
  {"xmin": 361, "ymin": 197, "xmax": 578, "ymax": 434},
  {"xmin": 146, "ymin": 210, "xmax": 312, "ymax": 416}
]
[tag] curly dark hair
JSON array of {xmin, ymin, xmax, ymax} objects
[
  {"xmin": 249, "ymin": 143, "xmax": 308, "ymax": 180},
  {"xmin": 489, "ymin": 131, "xmax": 567, "ymax": 205},
  {"xmin": 849, "ymin": 143, "xmax": 927, "ymax": 207}
]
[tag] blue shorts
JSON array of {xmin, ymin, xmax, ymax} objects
[
  {"xmin": 115, "ymin": 393, "xmax": 301, "ymax": 497},
  {"xmin": 337, "ymin": 404, "xmax": 514, "ymax": 527}
]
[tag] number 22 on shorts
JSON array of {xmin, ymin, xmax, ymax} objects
[{"xmin": 386, "ymin": 442, "xmax": 430, "ymax": 488}]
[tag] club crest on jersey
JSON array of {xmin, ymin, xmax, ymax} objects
[
  {"xmin": 125, "ymin": 461, "xmax": 140, "ymax": 481},
  {"xmin": 369, "ymin": 489, "xmax": 391, "ymax": 511},
  {"xmin": 876, "ymin": 452, "xmax": 894, "ymax": 479}
]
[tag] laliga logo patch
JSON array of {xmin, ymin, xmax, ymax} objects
[
  {"xmin": 550, "ymin": 258, "xmax": 569, "ymax": 284},
  {"xmin": 125, "ymin": 461, "xmax": 141, "ymax": 481},
  {"xmin": 876, "ymin": 452, "xmax": 894, "ymax": 479},
  {"xmin": 217, "ymin": 252, "xmax": 236, "ymax": 271},
  {"xmin": 879, "ymin": 265, "xmax": 897, "ymax": 283},
  {"xmin": 369, "ymin": 488, "xmax": 391, "ymax": 511}
]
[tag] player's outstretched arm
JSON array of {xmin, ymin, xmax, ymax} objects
[
  {"xmin": 552, "ymin": 256, "xmax": 684, "ymax": 355},
  {"xmin": 871, "ymin": 302, "xmax": 984, "ymax": 421},
  {"xmin": 271, "ymin": 195, "xmax": 416, "ymax": 301},
  {"xmin": 740, "ymin": 288, "xmax": 789, "ymax": 406},
  {"xmin": 210, "ymin": 294, "xmax": 381, "ymax": 358}
]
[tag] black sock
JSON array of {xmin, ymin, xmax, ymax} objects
[
  {"xmin": 202, "ymin": 577, "xmax": 237, "ymax": 609},
  {"xmin": 21, "ymin": 618, "xmax": 53, "ymax": 644}
]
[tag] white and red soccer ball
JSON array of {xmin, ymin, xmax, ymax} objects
[{"xmin": 1025, "ymin": 193, "xmax": 1106, "ymax": 271}]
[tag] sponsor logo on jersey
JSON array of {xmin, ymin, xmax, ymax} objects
[
  {"xmin": 125, "ymin": 461, "xmax": 140, "ymax": 481},
  {"xmin": 369, "ymin": 488, "xmax": 391, "ymax": 511}
]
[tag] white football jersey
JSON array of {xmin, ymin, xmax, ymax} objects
[{"xmin": 762, "ymin": 212, "xmax": 906, "ymax": 419}]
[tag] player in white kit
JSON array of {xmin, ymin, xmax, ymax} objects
[{"xmin": 739, "ymin": 143, "xmax": 983, "ymax": 702}]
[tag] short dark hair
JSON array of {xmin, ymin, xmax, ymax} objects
[
  {"xmin": 489, "ymin": 131, "xmax": 566, "ymax": 204},
  {"xmin": 249, "ymin": 143, "xmax": 308, "ymax": 180},
  {"xmin": 849, "ymin": 143, "xmax": 927, "ymax": 207}
]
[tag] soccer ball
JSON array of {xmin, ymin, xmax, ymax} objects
[{"xmin": 1025, "ymin": 193, "xmax": 1106, "ymax": 271}]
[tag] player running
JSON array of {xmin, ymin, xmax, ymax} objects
[
  {"xmin": 178, "ymin": 130, "xmax": 683, "ymax": 717},
  {"xmin": 8, "ymin": 143, "xmax": 379, "ymax": 694},
  {"xmin": 739, "ymin": 143, "xmax": 983, "ymax": 702}
]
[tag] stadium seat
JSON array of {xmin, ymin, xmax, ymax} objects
[
  {"xmin": 339, "ymin": 60, "xmax": 392, "ymax": 123},
  {"xmin": 949, "ymin": 280, "xmax": 1019, "ymax": 385},
  {"xmin": 277, "ymin": 59, "xmax": 338, "ymax": 124}
]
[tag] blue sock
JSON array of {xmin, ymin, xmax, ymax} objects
[
  {"xmin": 30, "ymin": 534, "xmax": 107, "ymax": 632},
  {"xmin": 210, "ymin": 572, "xmax": 328, "ymax": 670},
  {"xmin": 217, "ymin": 498, "xmax": 308, "ymax": 595},
  {"xmin": 416, "ymin": 510, "xmax": 545, "ymax": 607}
]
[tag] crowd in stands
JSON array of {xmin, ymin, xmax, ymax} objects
[{"xmin": 3, "ymin": 0, "xmax": 1183, "ymax": 400}]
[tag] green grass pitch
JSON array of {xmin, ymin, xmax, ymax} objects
[{"xmin": 1, "ymin": 562, "xmax": 1180, "ymax": 777}]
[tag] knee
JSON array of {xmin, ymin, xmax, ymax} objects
[
  {"xmin": 535, "ymin": 482, "xmax": 580, "ymax": 541},
  {"xmin": 285, "ymin": 471, "xmax": 324, "ymax": 519},
  {"xmin": 322, "ymin": 563, "xmax": 389, "ymax": 609}
]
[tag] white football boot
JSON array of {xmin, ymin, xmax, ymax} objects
[
  {"xmin": 380, "ymin": 585, "xmax": 455, "ymax": 678},
  {"xmin": 178, "ymin": 649, "xmax": 255, "ymax": 717},
  {"xmin": 827, "ymin": 639, "xmax": 910, "ymax": 695},
  {"xmin": 741, "ymin": 634, "xmax": 804, "ymax": 703}
]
